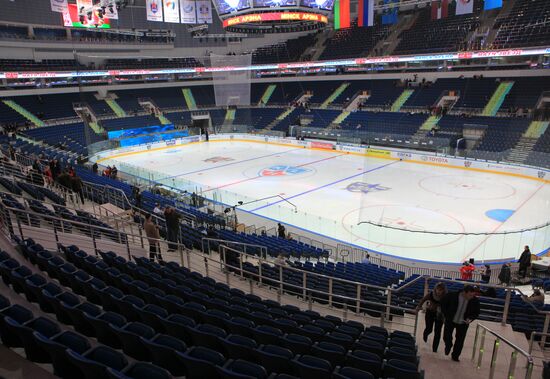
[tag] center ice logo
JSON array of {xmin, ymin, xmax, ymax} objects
[
  {"xmin": 259, "ymin": 165, "xmax": 311, "ymax": 177},
  {"xmin": 346, "ymin": 182, "xmax": 390, "ymax": 194}
]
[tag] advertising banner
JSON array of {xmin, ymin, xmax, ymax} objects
[
  {"xmin": 163, "ymin": 0, "xmax": 181, "ymax": 23},
  {"xmin": 146, "ymin": 0, "xmax": 164, "ymax": 21},
  {"xmin": 181, "ymin": 0, "xmax": 197, "ymax": 23}
]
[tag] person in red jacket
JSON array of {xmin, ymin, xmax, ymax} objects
[{"xmin": 460, "ymin": 261, "xmax": 475, "ymax": 281}]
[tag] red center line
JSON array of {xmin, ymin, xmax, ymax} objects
[
  {"xmin": 201, "ymin": 152, "xmax": 347, "ymax": 193},
  {"xmin": 461, "ymin": 183, "xmax": 546, "ymax": 262}
]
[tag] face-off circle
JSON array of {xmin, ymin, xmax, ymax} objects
[
  {"xmin": 342, "ymin": 204, "xmax": 466, "ymax": 249},
  {"xmin": 418, "ymin": 175, "xmax": 516, "ymax": 200}
]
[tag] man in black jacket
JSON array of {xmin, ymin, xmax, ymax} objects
[{"xmin": 441, "ymin": 285, "xmax": 480, "ymax": 362}]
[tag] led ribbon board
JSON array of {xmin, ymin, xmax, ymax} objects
[
  {"xmin": 1, "ymin": 47, "xmax": 549, "ymax": 79},
  {"xmin": 222, "ymin": 11, "xmax": 328, "ymax": 27}
]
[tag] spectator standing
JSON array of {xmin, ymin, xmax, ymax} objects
[
  {"xmin": 460, "ymin": 261, "xmax": 475, "ymax": 281},
  {"xmin": 518, "ymin": 246, "xmax": 531, "ymax": 278},
  {"xmin": 144, "ymin": 214, "xmax": 162, "ymax": 261},
  {"xmin": 480, "ymin": 265, "xmax": 492, "ymax": 283},
  {"xmin": 132, "ymin": 186, "xmax": 142, "ymax": 208},
  {"xmin": 498, "ymin": 263, "xmax": 512, "ymax": 286},
  {"xmin": 71, "ymin": 175, "xmax": 85, "ymax": 204},
  {"xmin": 277, "ymin": 223, "xmax": 286, "ymax": 238},
  {"xmin": 441, "ymin": 285, "xmax": 480, "ymax": 362},
  {"xmin": 92, "ymin": 162, "xmax": 98, "ymax": 174},
  {"xmin": 361, "ymin": 254, "xmax": 371, "ymax": 265},
  {"xmin": 50, "ymin": 159, "xmax": 61, "ymax": 180},
  {"xmin": 416, "ymin": 282, "xmax": 447, "ymax": 352},
  {"xmin": 164, "ymin": 206, "xmax": 181, "ymax": 251},
  {"xmin": 43, "ymin": 165, "xmax": 53, "ymax": 187}
]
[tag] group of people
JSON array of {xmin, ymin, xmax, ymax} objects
[
  {"xmin": 416, "ymin": 283, "xmax": 480, "ymax": 362},
  {"xmin": 26, "ymin": 157, "xmax": 85, "ymax": 204},
  {"xmin": 141, "ymin": 204, "xmax": 183, "ymax": 262},
  {"xmin": 458, "ymin": 246, "xmax": 533, "ymax": 287}
]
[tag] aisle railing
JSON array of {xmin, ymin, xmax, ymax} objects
[
  {"xmin": 472, "ymin": 323, "xmax": 535, "ymax": 379},
  {"xmin": 1, "ymin": 199, "xmax": 549, "ymax": 336}
]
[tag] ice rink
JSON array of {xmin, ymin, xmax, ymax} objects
[{"xmin": 100, "ymin": 140, "xmax": 550, "ymax": 264}]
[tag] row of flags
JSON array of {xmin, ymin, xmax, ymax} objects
[
  {"xmin": 336, "ymin": 0, "xmax": 503, "ymax": 30},
  {"xmin": 433, "ymin": 0, "xmax": 502, "ymax": 20},
  {"xmin": 145, "ymin": 0, "xmax": 213, "ymax": 24}
]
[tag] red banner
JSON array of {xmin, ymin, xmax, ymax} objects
[
  {"xmin": 311, "ymin": 141, "xmax": 334, "ymax": 150},
  {"xmin": 223, "ymin": 12, "xmax": 328, "ymax": 27}
]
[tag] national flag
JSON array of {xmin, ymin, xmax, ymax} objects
[
  {"xmin": 381, "ymin": 0, "xmax": 398, "ymax": 25},
  {"xmin": 431, "ymin": 0, "xmax": 448, "ymax": 20},
  {"xmin": 334, "ymin": 0, "xmax": 350, "ymax": 30},
  {"xmin": 484, "ymin": 0, "xmax": 502, "ymax": 10},
  {"xmin": 455, "ymin": 0, "xmax": 473, "ymax": 15},
  {"xmin": 358, "ymin": 0, "xmax": 374, "ymax": 27}
]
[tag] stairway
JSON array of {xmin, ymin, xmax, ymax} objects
[
  {"xmin": 420, "ymin": 115, "xmax": 441, "ymax": 131},
  {"xmin": 157, "ymin": 114, "xmax": 172, "ymax": 125},
  {"xmin": 2, "ymin": 100, "xmax": 45, "ymax": 127},
  {"xmin": 412, "ymin": 115, "xmax": 441, "ymax": 139},
  {"xmin": 523, "ymin": 120, "xmax": 549, "ymax": 139},
  {"xmin": 506, "ymin": 121, "xmax": 549, "ymax": 164},
  {"xmin": 264, "ymin": 107, "xmax": 295, "ymax": 131},
  {"xmin": 88, "ymin": 122, "xmax": 105, "ymax": 134},
  {"xmin": 332, "ymin": 110, "xmax": 351, "ymax": 124},
  {"xmin": 482, "ymin": 81, "xmax": 514, "ymax": 116},
  {"xmin": 390, "ymin": 89, "xmax": 414, "ymax": 112},
  {"xmin": 320, "ymin": 83, "xmax": 350, "ymax": 109},
  {"xmin": 224, "ymin": 108, "xmax": 236, "ymax": 126},
  {"xmin": 182, "ymin": 88, "xmax": 197, "ymax": 110},
  {"xmin": 506, "ymin": 137, "xmax": 537, "ymax": 164},
  {"xmin": 258, "ymin": 85, "xmax": 277, "ymax": 106},
  {"xmin": 326, "ymin": 110, "xmax": 351, "ymax": 130},
  {"xmin": 105, "ymin": 99, "xmax": 126, "ymax": 117}
]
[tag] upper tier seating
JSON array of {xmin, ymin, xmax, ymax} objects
[
  {"xmin": 0, "ymin": 24, "xmax": 27, "ymax": 39},
  {"xmin": 492, "ymin": 0, "xmax": 550, "ymax": 49},
  {"xmin": 105, "ymin": 58, "xmax": 202, "ymax": 70},
  {"xmin": 251, "ymin": 34, "xmax": 315, "ymax": 64},
  {"xmin": 0, "ymin": 59, "xmax": 85, "ymax": 72},
  {"xmin": 12, "ymin": 94, "xmax": 78, "ymax": 120},
  {"xmin": 118, "ymin": 87, "xmax": 188, "ymax": 110},
  {"xmin": 500, "ymin": 77, "xmax": 550, "ymax": 111},
  {"xmin": 340, "ymin": 112, "xmax": 429, "ymax": 136},
  {"xmin": 394, "ymin": 3, "xmax": 482, "ymax": 55},
  {"xmin": 319, "ymin": 21, "xmax": 390, "ymax": 60},
  {"xmin": 404, "ymin": 78, "xmax": 497, "ymax": 109},
  {"xmin": 0, "ymin": 101, "xmax": 28, "ymax": 125},
  {"xmin": 22, "ymin": 123, "xmax": 103, "ymax": 156},
  {"xmin": 100, "ymin": 115, "xmax": 161, "ymax": 132}
]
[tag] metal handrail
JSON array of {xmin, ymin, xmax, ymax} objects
[
  {"xmin": 201, "ymin": 237, "xmax": 268, "ymax": 259},
  {"xmin": 0, "ymin": 198, "xmax": 546, "ymax": 346},
  {"xmin": 472, "ymin": 323, "xmax": 535, "ymax": 379},
  {"xmin": 528, "ymin": 331, "xmax": 550, "ymax": 355},
  {"xmin": 226, "ymin": 244, "xmax": 390, "ymax": 292},
  {"xmin": 219, "ymin": 245, "xmax": 420, "ymax": 334}
]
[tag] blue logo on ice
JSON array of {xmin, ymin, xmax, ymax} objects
[
  {"xmin": 486, "ymin": 209, "xmax": 515, "ymax": 222},
  {"xmin": 259, "ymin": 165, "xmax": 311, "ymax": 177},
  {"xmin": 346, "ymin": 182, "xmax": 391, "ymax": 194}
]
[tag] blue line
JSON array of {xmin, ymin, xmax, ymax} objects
[
  {"xmin": 157, "ymin": 147, "xmax": 303, "ymax": 181},
  {"xmin": 250, "ymin": 160, "xmax": 399, "ymax": 212}
]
